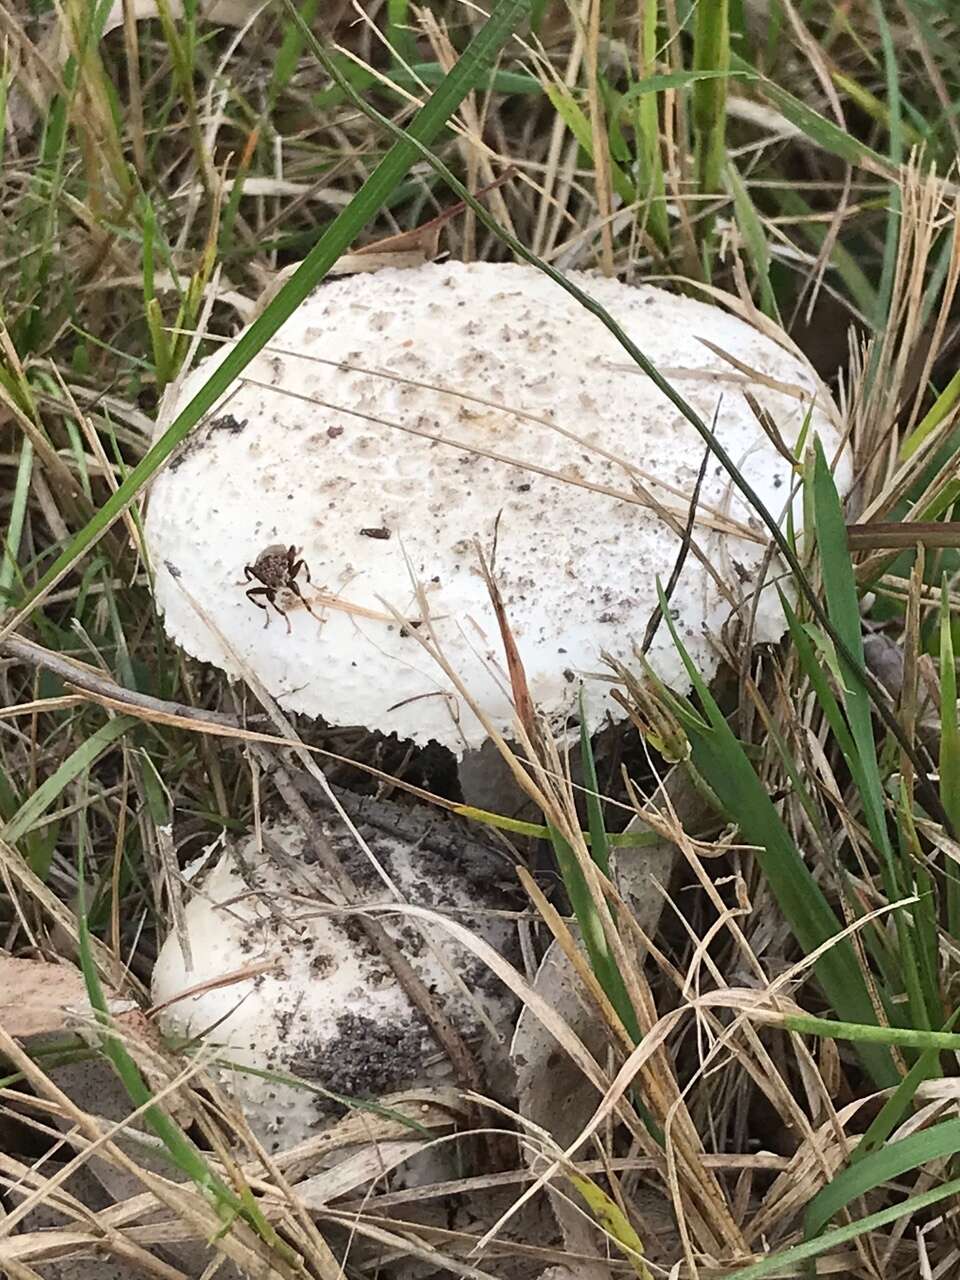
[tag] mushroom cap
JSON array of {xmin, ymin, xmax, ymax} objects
[
  {"xmin": 151, "ymin": 815, "xmax": 517, "ymax": 1152},
  {"xmin": 146, "ymin": 261, "xmax": 850, "ymax": 754}
]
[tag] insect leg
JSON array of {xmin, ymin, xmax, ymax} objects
[
  {"xmin": 288, "ymin": 579, "xmax": 319, "ymax": 620},
  {"xmin": 246, "ymin": 586, "xmax": 273, "ymax": 628},
  {"xmin": 276, "ymin": 599, "xmax": 292, "ymax": 634}
]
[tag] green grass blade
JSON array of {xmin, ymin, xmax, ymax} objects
[
  {"xmin": 539, "ymin": 693, "xmax": 641, "ymax": 1050},
  {"xmin": 939, "ymin": 577, "xmax": 960, "ymax": 935},
  {"xmin": 386, "ymin": 0, "xmax": 418, "ymax": 64},
  {"xmin": 0, "ymin": 439, "xmax": 33, "ymax": 606},
  {"xmin": 805, "ymin": 1115, "xmax": 960, "ymax": 1239},
  {"xmin": 542, "ymin": 83, "xmax": 636, "ymax": 205},
  {"xmin": 829, "ymin": 69, "xmax": 925, "ymax": 150},
  {"xmin": 781, "ymin": 596, "xmax": 860, "ymax": 766},
  {"xmin": 11, "ymin": 0, "xmax": 533, "ymax": 621},
  {"xmin": 579, "ymin": 688, "xmax": 611, "ymax": 879},
  {"xmin": 899, "ymin": 366, "xmax": 960, "ymax": 461},
  {"xmin": 268, "ymin": 0, "xmax": 321, "ymax": 107},
  {"xmin": 1, "ymin": 716, "xmax": 136, "ymax": 848},
  {"xmin": 729, "ymin": 1173, "xmax": 960, "ymax": 1279},
  {"xmin": 811, "ymin": 441, "xmax": 933, "ymax": 1029},
  {"xmin": 620, "ymin": 69, "xmax": 749, "ymax": 102},
  {"xmin": 810, "ymin": 443, "xmax": 892, "ymax": 860},
  {"xmin": 692, "ymin": 0, "xmax": 729, "ymax": 249},
  {"xmin": 631, "ymin": 0, "xmax": 669, "ymax": 254},
  {"xmin": 398, "ymin": 62, "xmax": 539, "ymax": 94},
  {"xmin": 657, "ymin": 589, "xmax": 897, "ymax": 1087},
  {"xmin": 850, "ymin": 1007, "xmax": 960, "ymax": 1166},
  {"xmin": 729, "ymin": 53, "xmax": 892, "ymax": 175},
  {"xmin": 895, "ymin": 782, "xmax": 940, "ymax": 1012},
  {"xmin": 452, "ymin": 803, "xmax": 659, "ymax": 846},
  {"xmin": 781, "ymin": 1013, "xmax": 960, "ymax": 1053},
  {"xmin": 726, "ymin": 161, "xmax": 779, "ymax": 320},
  {"xmin": 870, "ymin": 0, "xmax": 903, "ymax": 338},
  {"xmin": 547, "ymin": 824, "xmax": 640, "ymax": 1044}
]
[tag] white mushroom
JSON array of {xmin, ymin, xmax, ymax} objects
[
  {"xmin": 146, "ymin": 261, "xmax": 850, "ymax": 754},
  {"xmin": 151, "ymin": 813, "xmax": 517, "ymax": 1152}
]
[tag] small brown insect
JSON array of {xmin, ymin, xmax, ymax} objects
[{"xmin": 244, "ymin": 544, "xmax": 317, "ymax": 632}]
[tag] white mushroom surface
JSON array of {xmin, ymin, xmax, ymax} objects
[
  {"xmin": 151, "ymin": 810, "xmax": 517, "ymax": 1151},
  {"xmin": 146, "ymin": 261, "xmax": 850, "ymax": 753}
]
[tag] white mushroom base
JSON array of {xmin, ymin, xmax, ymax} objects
[
  {"xmin": 146, "ymin": 262, "xmax": 851, "ymax": 754},
  {"xmin": 151, "ymin": 812, "xmax": 517, "ymax": 1153}
]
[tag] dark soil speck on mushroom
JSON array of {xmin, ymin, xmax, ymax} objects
[{"xmin": 294, "ymin": 1012, "xmax": 426, "ymax": 1114}]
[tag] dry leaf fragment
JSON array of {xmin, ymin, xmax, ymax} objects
[{"xmin": 0, "ymin": 955, "xmax": 92, "ymax": 1040}]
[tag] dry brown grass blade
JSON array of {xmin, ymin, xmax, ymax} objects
[
  {"xmin": 846, "ymin": 521, "xmax": 960, "ymax": 550},
  {"xmin": 145, "ymin": 959, "xmax": 277, "ymax": 1018},
  {"xmin": 666, "ymin": 276, "xmax": 845, "ymax": 407},
  {"xmin": 418, "ymin": 13, "xmax": 518, "ymax": 259},
  {"xmin": 0, "ymin": 1025, "xmax": 315, "ymax": 1279},
  {"xmin": 778, "ymin": 0, "xmax": 853, "ymax": 328},
  {"xmin": 0, "ymin": 1230, "xmax": 184, "ymax": 1279},
  {"xmin": 49, "ymin": 368, "xmax": 146, "ymax": 561},
  {"xmin": 530, "ymin": 21, "xmax": 585, "ymax": 259},
  {"xmin": 476, "ymin": 542, "xmax": 540, "ymax": 752},
  {"xmin": 310, "ymin": 1207, "xmax": 507, "ymax": 1280},
  {"xmin": 0, "ymin": 836, "xmax": 121, "ymax": 983},
  {"xmin": 257, "ymin": 1087, "xmax": 470, "ymax": 1184},
  {"xmin": 848, "ymin": 165, "xmax": 959, "ymax": 509},
  {"xmin": 584, "ymin": 0, "xmax": 614, "ymax": 274}
]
